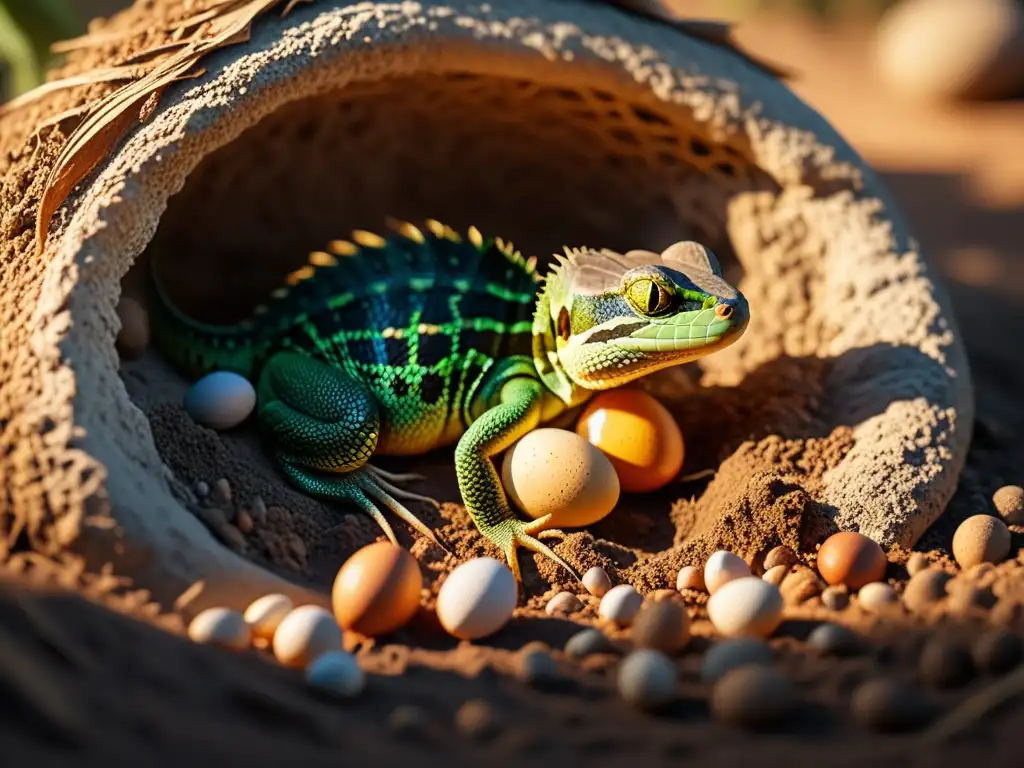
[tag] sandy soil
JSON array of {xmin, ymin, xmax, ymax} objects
[{"xmin": 4, "ymin": 9, "xmax": 1024, "ymax": 767}]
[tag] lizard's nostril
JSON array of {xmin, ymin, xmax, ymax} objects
[{"xmin": 715, "ymin": 303, "xmax": 733, "ymax": 319}]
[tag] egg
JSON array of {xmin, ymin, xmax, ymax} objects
[
  {"xmin": 187, "ymin": 607, "xmax": 252, "ymax": 650},
  {"xmin": 816, "ymin": 531, "xmax": 888, "ymax": 590},
  {"xmin": 184, "ymin": 370, "xmax": 256, "ymax": 430},
  {"xmin": 272, "ymin": 605, "xmax": 344, "ymax": 668},
  {"xmin": 598, "ymin": 584, "xmax": 644, "ymax": 627},
  {"xmin": 435, "ymin": 557, "xmax": 518, "ymax": 640},
  {"xmin": 500, "ymin": 428, "xmax": 619, "ymax": 529},
  {"xmin": 582, "ymin": 565, "xmax": 613, "ymax": 597},
  {"xmin": 857, "ymin": 582, "xmax": 898, "ymax": 614},
  {"xmin": 332, "ymin": 541, "xmax": 422, "ymax": 637},
  {"xmin": 704, "ymin": 550, "xmax": 751, "ymax": 595},
  {"xmin": 677, "ymin": 565, "xmax": 705, "ymax": 592},
  {"xmin": 243, "ymin": 593, "xmax": 294, "ymax": 641},
  {"xmin": 706, "ymin": 577, "xmax": 784, "ymax": 639},
  {"xmin": 575, "ymin": 389, "xmax": 684, "ymax": 493}
]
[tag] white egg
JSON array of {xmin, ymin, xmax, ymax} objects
[
  {"xmin": 184, "ymin": 370, "xmax": 257, "ymax": 430},
  {"xmin": 582, "ymin": 565, "xmax": 612, "ymax": 597},
  {"xmin": 707, "ymin": 577, "xmax": 784, "ymax": 639},
  {"xmin": 305, "ymin": 650, "xmax": 365, "ymax": 696},
  {"xmin": 244, "ymin": 593, "xmax": 294, "ymax": 641},
  {"xmin": 436, "ymin": 557, "xmax": 518, "ymax": 640},
  {"xmin": 857, "ymin": 581, "xmax": 898, "ymax": 614},
  {"xmin": 188, "ymin": 607, "xmax": 252, "ymax": 650},
  {"xmin": 272, "ymin": 605, "xmax": 344, "ymax": 668},
  {"xmin": 617, "ymin": 649, "xmax": 677, "ymax": 710},
  {"xmin": 704, "ymin": 550, "xmax": 751, "ymax": 595},
  {"xmin": 598, "ymin": 584, "xmax": 644, "ymax": 627}
]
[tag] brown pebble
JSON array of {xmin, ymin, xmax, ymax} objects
[
  {"xmin": 268, "ymin": 505, "xmax": 293, "ymax": 526},
  {"xmin": 632, "ymin": 600, "xmax": 691, "ymax": 654},
  {"xmin": 821, "ymin": 585, "xmax": 849, "ymax": 611},
  {"xmin": 235, "ymin": 508, "xmax": 254, "ymax": 535},
  {"xmin": 972, "ymin": 629, "xmax": 1023, "ymax": 675},
  {"xmin": 250, "ymin": 496, "xmax": 268, "ymax": 523},
  {"xmin": 455, "ymin": 699, "xmax": 499, "ymax": 739},
  {"xmin": 968, "ymin": 562, "xmax": 997, "ymax": 580},
  {"xmin": 817, "ymin": 532, "xmax": 888, "ymax": 590},
  {"xmin": 650, "ymin": 589, "xmax": 681, "ymax": 603},
  {"xmin": 212, "ymin": 478, "xmax": 232, "ymax": 507},
  {"xmin": 115, "ymin": 296, "xmax": 150, "ymax": 360},
  {"xmin": 545, "ymin": 591, "xmax": 583, "ymax": 616},
  {"xmin": 710, "ymin": 666, "xmax": 796, "ymax": 729},
  {"xmin": 762, "ymin": 565, "xmax": 789, "ymax": 587},
  {"xmin": 807, "ymin": 622, "xmax": 863, "ymax": 656},
  {"xmin": 286, "ymin": 534, "xmax": 307, "ymax": 561},
  {"xmin": 946, "ymin": 581, "xmax": 996, "ymax": 615},
  {"xmin": 195, "ymin": 480, "xmax": 210, "ymax": 498},
  {"xmin": 952, "ymin": 514, "xmax": 1010, "ymax": 568},
  {"xmin": 676, "ymin": 565, "xmax": 705, "ymax": 592},
  {"xmin": 850, "ymin": 677, "xmax": 931, "ymax": 732},
  {"xmin": 197, "ymin": 507, "xmax": 229, "ymax": 529},
  {"xmin": 764, "ymin": 545, "xmax": 798, "ymax": 572},
  {"xmin": 780, "ymin": 566, "xmax": 823, "ymax": 605},
  {"xmin": 990, "ymin": 598, "xmax": 1024, "ymax": 629},
  {"xmin": 902, "ymin": 568, "xmax": 951, "ymax": 613},
  {"xmin": 217, "ymin": 523, "xmax": 248, "ymax": 553},
  {"xmin": 919, "ymin": 637, "xmax": 974, "ymax": 688},
  {"xmin": 993, "ymin": 485, "xmax": 1024, "ymax": 525},
  {"xmin": 906, "ymin": 552, "xmax": 930, "ymax": 576}
]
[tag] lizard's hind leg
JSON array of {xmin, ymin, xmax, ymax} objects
[{"xmin": 257, "ymin": 351, "xmax": 447, "ymax": 552}]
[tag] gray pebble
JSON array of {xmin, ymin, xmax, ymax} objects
[
  {"xmin": 700, "ymin": 637, "xmax": 775, "ymax": 683},
  {"xmin": 564, "ymin": 628, "xmax": 615, "ymax": 659},
  {"xmin": 850, "ymin": 677, "xmax": 932, "ymax": 732},
  {"xmin": 711, "ymin": 665, "xmax": 796, "ymax": 729},
  {"xmin": 517, "ymin": 648, "xmax": 559, "ymax": 686},
  {"xmin": 195, "ymin": 480, "xmax": 210, "ymax": 498},
  {"xmin": 821, "ymin": 585, "xmax": 849, "ymax": 611},
  {"xmin": 807, "ymin": 622, "xmax": 863, "ymax": 656}
]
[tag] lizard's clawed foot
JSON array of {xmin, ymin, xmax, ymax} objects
[
  {"xmin": 481, "ymin": 514, "xmax": 579, "ymax": 583},
  {"xmin": 363, "ymin": 464, "xmax": 440, "ymax": 508}
]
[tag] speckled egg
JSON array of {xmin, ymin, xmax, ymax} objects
[
  {"xmin": 332, "ymin": 541, "xmax": 422, "ymax": 637},
  {"xmin": 184, "ymin": 370, "xmax": 257, "ymax": 430},
  {"xmin": 435, "ymin": 557, "xmax": 518, "ymax": 640},
  {"xmin": 500, "ymin": 428, "xmax": 619, "ymax": 529},
  {"xmin": 188, "ymin": 607, "xmax": 251, "ymax": 650},
  {"xmin": 272, "ymin": 605, "xmax": 345, "ymax": 668},
  {"xmin": 704, "ymin": 550, "xmax": 751, "ymax": 595},
  {"xmin": 575, "ymin": 389, "xmax": 684, "ymax": 493},
  {"xmin": 243, "ymin": 593, "xmax": 294, "ymax": 641},
  {"xmin": 816, "ymin": 532, "xmax": 888, "ymax": 590}
]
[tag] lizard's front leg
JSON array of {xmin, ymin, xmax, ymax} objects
[
  {"xmin": 454, "ymin": 375, "xmax": 580, "ymax": 582},
  {"xmin": 257, "ymin": 351, "xmax": 446, "ymax": 551}
]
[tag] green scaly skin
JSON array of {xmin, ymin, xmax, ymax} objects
[{"xmin": 149, "ymin": 219, "xmax": 750, "ymax": 582}]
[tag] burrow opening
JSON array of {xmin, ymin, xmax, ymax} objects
[{"xmin": 116, "ymin": 69, "xmax": 834, "ymax": 599}]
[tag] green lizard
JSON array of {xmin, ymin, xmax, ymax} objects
[{"xmin": 149, "ymin": 219, "xmax": 749, "ymax": 582}]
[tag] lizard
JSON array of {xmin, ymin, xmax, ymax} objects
[{"xmin": 148, "ymin": 219, "xmax": 749, "ymax": 582}]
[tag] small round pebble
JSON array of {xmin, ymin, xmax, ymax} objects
[
  {"xmin": 455, "ymin": 699, "xmax": 500, "ymax": 739},
  {"xmin": 517, "ymin": 648, "xmax": 559, "ymax": 686},
  {"xmin": 821, "ymin": 585, "xmax": 849, "ymax": 611},
  {"xmin": 187, "ymin": 607, "xmax": 252, "ymax": 650},
  {"xmin": 243, "ymin": 593, "xmax": 294, "ymax": 641},
  {"xmin": 564, "ymin": 627, "xmax": 615, "ymax": 659},
  {"xmin": 184, "ymin": 371, "xmax": 257, "ymax": 430},
  {"xmin": 780, "ymin": 566, "xmax": 823, "ymax": 605},
  {"xmin": 906, "ymin": 552, "xmax": 930, "ymax": 576},
  {"xmin": 952, "ymin": 514, "xmax": 1011, "ymax": 568},
  {"xmin": 993, "ymin": 485, "xmax": 1024, "ymax": 525},
  {"xmin": 850, "ymin": 677, "xmax": 932, "ymax": 732},
  {"xmin": 973, "ymin": 629, "xmax": 1023, "ymax": 675},
  {"xmin": 700, "ymin": 637, "xmax": 775, "ymax": 683},
  {"xmin": 707, "ymin": 577, "xmax": 783, "ymax": 639},
  {"xmin": 305, "ymin": 650, "xmax": 365, "ymax": 696},
  {"xmin": 389, "ymin": 705, "xmax": 429, "ymax": 739},
  {"xmin": 816, "ymin": 532, "xmax": 888, "ymax": 590},
  {"xmin": 762, "ymin": 565, "xmax": 789, "ymax": 587},
  {"xmin": 582, "ymin": 565, "xmax": 612, "ymax": 598},
  {"xmin": 617, "ymin": 649, "xmax": 677, "ymax": 710},
  {"xmin": 919, "ymin": 637, "xmax": 974, "ymax": 688},
  {"xmin": 704, "ymin": 550, "xmax": 751, "ymax": 595},
  {"xmin": 436, "ymin": 557, "xmax": 518, "ymax": 640},
  {"xmin": 631, "ymin": 600, "xmax": 691, "ymax": 654},
  {"xmin": 676, "ymin": 565, "xmax": 705, "ymax": 592},
  {"xmin": 947, "ymin": 582, "xmax": 996, "ymax": 614},
  {"xmin": 115, "ymin": 296, "xmax": 150, "ymax": 360},
  {"xmin": 272, "ymin": 605, "xmax": 344, "ymax": 668},
  {"xmin": 599, "ymin": 584, "xmax": 644, "ymax": 627},
  {"xmin": 711, "ymin": 665, "xmax": 795, "ymax": 729},
  {"xmin": 902, "ymin": 568, "xmax": 951, "ymax": 613},
  {"xmin": 545, "ymin": 591, "xmax": 583, "ymax": 616},
  {"xmin": 807, "ymin": 622, "xmax": 863, "ymax": 656},
  {"xmin": 763, "ymin": 545, "xmax": 798, "ymax": 572},
  {"xmin": 195, "ymin": 480, "xmax": 210, "ymax": 498},
  {"xmin": 857, "ymin": 582, "xmax": 898, "ymax": 614}
]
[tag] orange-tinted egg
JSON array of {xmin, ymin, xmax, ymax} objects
[
  {"xmin": 332, "ymin": 541, "xmax": 423, "ymax": 637},
  {"xmin": 576, "ymin": 389, "xmax": 684, "ymax": 493},
  {"xmin": 816, "ymin": 532, "xmax": 888, "ymax": 590}
]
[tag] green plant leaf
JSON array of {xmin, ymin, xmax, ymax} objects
[{"xmin": 0, "ymin": 1, "xmax": 42, "ymax": 98}]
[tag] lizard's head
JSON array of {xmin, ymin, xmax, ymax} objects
[{"xmin": 533, "ymin": 241, "xmax": 749, "ymax": 403}]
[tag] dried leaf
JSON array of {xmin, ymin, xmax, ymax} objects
[{"xmin": 0, "ymin": 65, "xmax": 143, "ymax": 116}]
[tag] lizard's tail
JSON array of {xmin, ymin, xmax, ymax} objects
[{"xmin": 147, "ymin": 255, "xmax": 259, "ymax": 381}]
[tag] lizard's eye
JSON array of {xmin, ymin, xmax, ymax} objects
[{"xmin": 625, "ymin": 278, "xmax": 674, "ymax": 316}]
